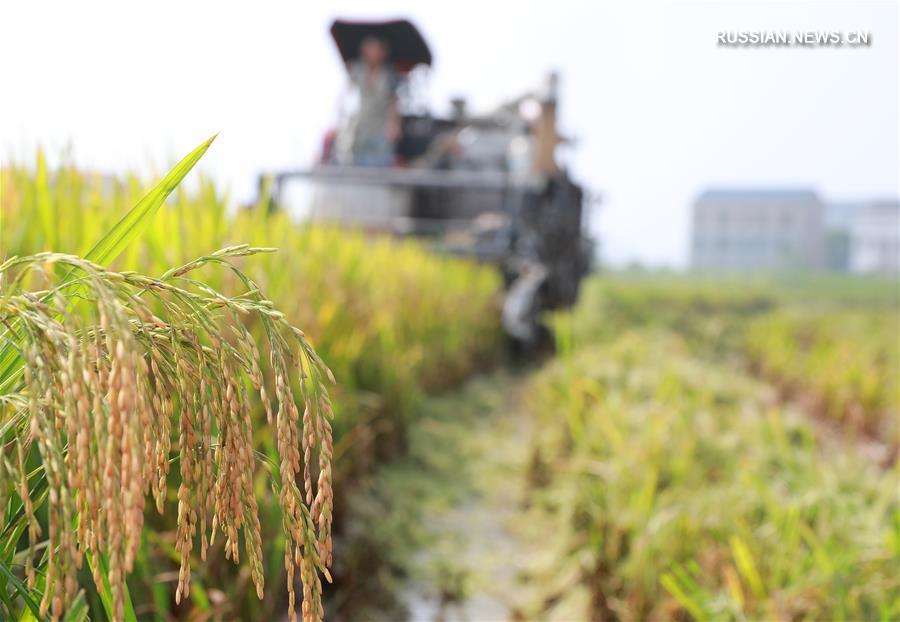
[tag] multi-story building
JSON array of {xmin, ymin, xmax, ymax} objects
[
  {"xmin": 848, "ymin": 200, "xmax": 900, "ymax": 274},
  {"xmin": 691, "ymin": 189, "xmax": 824, "ymax": 271}
]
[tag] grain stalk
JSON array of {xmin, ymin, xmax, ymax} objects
[{"xmin": 0, "ymin": 247, "xmax": 334, "ymax": 622}]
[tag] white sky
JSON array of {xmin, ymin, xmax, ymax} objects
[{"xmin": 2, "ymin": 0, "xmax": 898, "ymax": 267}]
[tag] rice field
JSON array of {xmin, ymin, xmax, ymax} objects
[
  {"xmin": 2, "ymin": 144, "xmax": 898, "ymax": 622},
  {"xmin": 559, "ymin": 275, "xmax": 899, "ymax": 444},
  {"xmin": 527, "ymin": 333, "xmax": 898, "ymax": 620},
  {"xmin": 745, "ymin": 309, "xmax": 899, "ymax": 440},
  {"xmin": 524, "ymin": 277, "xmax": 900, "ymax": 620},
  {"xmin": 332, "ymin": 276, "xmax": 899, "ymax": 621},
  {"xmin": 1, "ymin": 144, "xmax": 500, "ymax": 621}
]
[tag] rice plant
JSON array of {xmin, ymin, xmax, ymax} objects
[
  {"xmin": 1, "ymin": 248, "xmax": 336, "ymax": 622},
  {"xmin": 2, "ymin": 144, "xmax": 501, "ymax": 620},
  {"xmin": 1, "ymin": 152, "xmax": 501, "ymax": 422},
  {"xmin": 1, "ymin": 140, "xmax": 336, "ymax": 622}
]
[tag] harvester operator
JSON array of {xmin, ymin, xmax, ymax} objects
[{"xmin": 346, "ymin": 36, "xmax": 401, "ymax": 167}]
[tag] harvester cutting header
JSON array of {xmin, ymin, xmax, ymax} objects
[{"xmin": 260, "ymin": 18, "xmax": 593, "ymax": 349}]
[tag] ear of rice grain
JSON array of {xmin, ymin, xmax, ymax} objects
[{"xmin": 0, "ymin": 249, "xmax": 334, "ymax": 622}]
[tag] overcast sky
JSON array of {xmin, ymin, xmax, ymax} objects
[{"xmin": 2, "ymin": 0, "xmax": 898, "ymax": 267}]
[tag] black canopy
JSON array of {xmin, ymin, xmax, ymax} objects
[{"xmin": 330, "ymin": 19, "xmax": 432, "ymax": 74}]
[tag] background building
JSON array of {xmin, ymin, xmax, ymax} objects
[
  {"xmin": 823, "ymin": 201, "xmax": 859, "ymax": 272},
  {"xmin": 848, "ymin": 200, "xmax": 900, "ymax": 274},
  {"xmin": 691, "ymin": 191, "xmax": 899, "ymax": 274},
  {"xmin": 691, "ymin": 189, "xmax": 824, "ymax": 271}
]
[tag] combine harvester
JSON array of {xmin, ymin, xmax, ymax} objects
[{"xmin": 260, "ymin": 18, "xmax": 594, "ymax": 351}]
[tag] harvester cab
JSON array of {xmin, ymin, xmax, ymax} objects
[{"xmin": 260, "ymin": 18, "xmax": 593, "ymax": 351}]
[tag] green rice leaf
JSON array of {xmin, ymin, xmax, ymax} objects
[
  {"xmin": 0, "ymin": 135, "xmax": 216, "ymax": 393},
  {"xmin": 87, "ymin": 551, "xmax": 138, "ymax": 622},
  {"xmin": 82, "ymin": 134, "xmax": 217, "ymax": 267},
  {"xmin": 60, "ymin": 591, "xmax": 89, "ymax": 622},
  {"xmin": 0, "ymin": 559, "xmax": 42, "ymax": 620},
  {"xmin": 730, "ymin": 536, "xmax": 765, "ymax": 600}
]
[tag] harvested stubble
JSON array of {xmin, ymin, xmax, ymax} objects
[
  {"xmin": 745, "ymin": 309, "xmax": 899, "ymax": 441},
  {"xmin": 537, "ymin": 276, "xmax": 900, "ymax": 620},
  {"xmin": 557, "ymin": 275, "xmax": 900, "ymax": 442},
  {"xmin": 0, "ymin": 247, "xmax": 334, "ymax": 622},
  {"xmin": 527, "ymin": 332, "xmax": 899, "ymax": 620}
]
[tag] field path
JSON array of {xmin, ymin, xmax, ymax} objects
[
  {"xmin": 401, "ymin": 370, "xmax": 540, "ymax": 621},
  {"xmin": 344, "ymin": 368, "xmax": 575, "ymax": 622}
]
